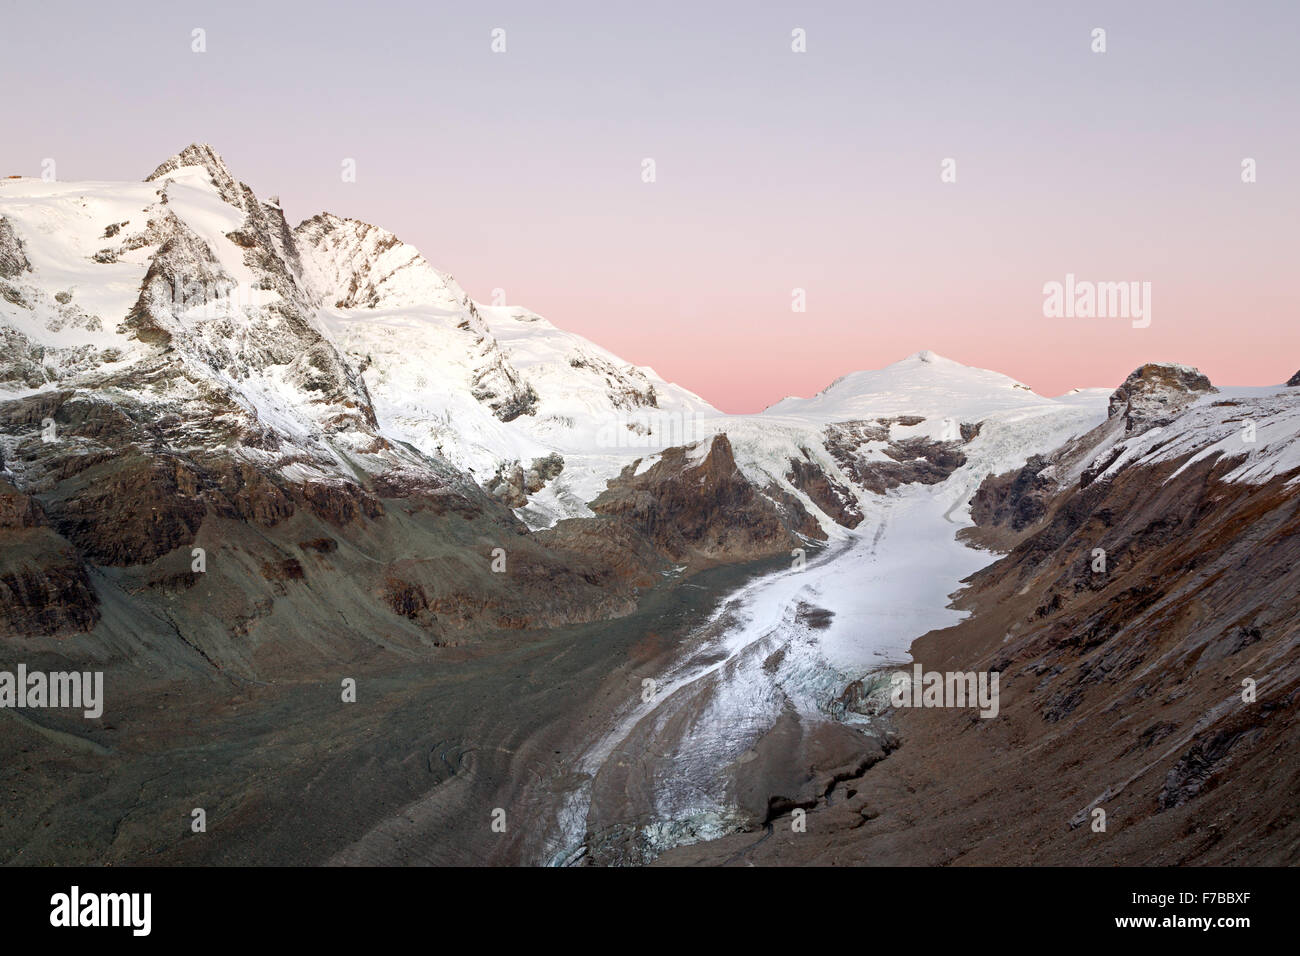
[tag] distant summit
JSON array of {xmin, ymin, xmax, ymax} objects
[{"xmin": 763, "ymin": 350, "xmax": 1041, "ymax": 421}]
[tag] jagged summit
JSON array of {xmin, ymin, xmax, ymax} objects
[
  {"xmin": 146, "ymin": 142, "xmax": 227, "ymax": 176},
  {"xmin": 139, "ymin": 147, "xmax": 471, "ymax": 316},
  {"xmin": 145, "ymin": 143, "xmax": 244, "ymax": 207},
  {"xmin": 1107, "ymin": 362, "xmax": 1216, "ymax": 433}
]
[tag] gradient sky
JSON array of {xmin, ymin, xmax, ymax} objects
[{"xmin": 3, "ymin": 0, "xmax": 1297, "ymax": 411}]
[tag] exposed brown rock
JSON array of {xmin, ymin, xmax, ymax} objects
[
  {"xmin": 299, "ymin": 480, "xmax": 384, "ymax": 525},
  {"xmin": 538, "ymin": 514, "xmax": 665, "ymax": 591},
  {"xmin": 786, "ymin": 453, "xmax": 863, "ymax": 528},
  {"xmin": 0, "ymin": 543, "xmax": 99, "ymax": 637},
  {"xmin": 298, "ymin": 537, "xmax": 338, "ymax": 554},
  {"xmin": 369, "ymin": 470, "xmax": 486, "ymax": 521},
  {"xmin": 0, "ymin": 479, "xmax": 45, "ymax": 529},
  {"xmin": 383, "ymin": 577, "xmax": 433, "ymax": 626},
  {"xmin": 1108, "ymin": 362, "xmax": 1216, "ymax": 433},
  {"xmin": 968, "ymin": 454, "xmax": 1055, "ymax": 534},
  {"xmin": 591, "ymin": 434, "xmax": 810, "ymax": 565},
  {"xmin": 205, "ymin": 460, "xmax": 296, "ymax": 526},
  {"xmin": 260, "ymin": 557, "xmax": 305, "ymax": 581},
  {"xmin": 0, "ymin": 481, "xmax": 98, "ymax": 637},
  {"xmin": 48, "ymin": 454, "xmax": 208, "ymax": 565}
]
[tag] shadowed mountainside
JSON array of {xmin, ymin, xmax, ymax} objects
[{"xmin": 658, "ymin": 365, "xmax": 1300, "ymax": 866}]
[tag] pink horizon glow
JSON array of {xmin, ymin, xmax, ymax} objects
[{"xmin": 3, "ymin": 1, "xmax": 1296, "ymax": 412}]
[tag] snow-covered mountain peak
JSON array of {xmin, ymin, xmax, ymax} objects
[
  {"xmin": 294, "ymin": 212, "xmax": 469, "ymax": 313},
  {"xmin": 763, "ymin": 351, "xmax": 1043, "ymax": 423},
  {"xmin": 884, "ymin": 349, "xmax": 1025, "ymax": 382},
  {"xmin": 897, "ymin": 348, "xmax": 951, "ymax": 365},
  {"xmin": 0, "ymin": 145, "xmax": 1111, "ymax": 539},
  {"xmin": 146, "ymin": 143, "xmax": 245, "ymax": 209}
]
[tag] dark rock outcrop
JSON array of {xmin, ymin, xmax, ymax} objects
[
  {"xmin": 592, "ymin": 434, "xmax": 818, "ymax": 565},
  {"xmin": 0, "ymin": 479, "xmax": 99, "ymax": 637},
  {"xmin": 1108, "ymin": 363, "xmax": 1215, "ymax": 433},
  {"xmin": 827, "ymin": 423, "xmax": 969, "ymax": 494},
  {"xmin": 487, "ymin": 453, "xmax": 564, "ymax": 507},
  {"xmin": 969, "ymin": 454, "xmax": 1055, "ymax": 533},
  {"xmin": 785, "ymin": 453, "xmax": 862, "ymax": 528},
  {"xmin": 820, "ymin": 416, "xmax": 975, "ymax": 497},
  {"xmin": 0, "ymin": 216, "xmax": 31, "ymax": 278}
]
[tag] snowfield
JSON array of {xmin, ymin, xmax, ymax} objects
[{"xmin": 1096, "ymin": 386, "xmax": 1300, "ymax": 488}]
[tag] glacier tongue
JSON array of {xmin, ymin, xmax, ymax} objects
[{"xmin": 548, "ymin": 379, "xmax": 1113, "ymax": 864}]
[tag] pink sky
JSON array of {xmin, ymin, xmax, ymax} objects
[{"xmin": 3, "ymin": 1, "xmax": 1297, "ymax": 411}]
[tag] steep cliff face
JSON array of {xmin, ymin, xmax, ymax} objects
[
  {"xmin": 967, "ymin": 453, "xmax": 1056, "ymax": 533},
  {"xmin": 0, "ymin": 477, "xmax": 97, "ymax": 637},
  {"xmin": 785, "ymin": 451, "xmax": 863, "ymax": 528},
  {"xmin": 0, "ymin": 217, "xmax": 30, "ymax": 279}
]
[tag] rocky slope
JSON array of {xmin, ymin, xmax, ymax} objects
[
  {"xmin": 589, "ymin": 434, "xmax": 822, "ymax": 564},
  {"xmin": 659, "ymin": 363, "xmax": 1300, "ymax": 865}
]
